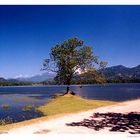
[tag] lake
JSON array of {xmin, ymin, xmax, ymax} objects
[{"xmin": 0, "ymin": 83, "xmax": 140, "ymax": 124}]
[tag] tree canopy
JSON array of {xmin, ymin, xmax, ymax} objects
[{"xmin": 42, "ymin": 38, "xmax": 107, "ymax": 93}]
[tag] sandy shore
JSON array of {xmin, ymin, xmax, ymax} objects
[{"xmin": 6, "ymin": 99, "xmax": 140, "ymax": 135}]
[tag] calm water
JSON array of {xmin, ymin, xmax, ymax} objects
[{"xmin": 0, "ymin": 83, "xmax": 140, "ymax": 123}]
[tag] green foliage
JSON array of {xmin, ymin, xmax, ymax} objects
[
  {"xmin": 0, "ymin": 81, "xmax": 32, "ymax": 86},
  {"xmin": 77, "ymin": 68, "xmax": 106, "ymax": 84},
  {"xmin": 43, "ymin": 38, "xmax": 107, "ymax": 88},
  {"xmin": 106, "ymin": 79, "xmax": 140, "ymax": 83}
]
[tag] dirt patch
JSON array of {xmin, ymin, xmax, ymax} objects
[{"xmin": 34, "ymin": 129, "xmax": 50, "ymax": 134}]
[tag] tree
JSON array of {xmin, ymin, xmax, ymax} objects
[
  {"xmin": 42, "ymin": 38, "xmax": 107, "ymax": 94},
  {"xmin": 78, "ymin": 67, "xmax": 107, "ymax": 84}
]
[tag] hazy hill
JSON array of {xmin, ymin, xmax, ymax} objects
[
  {"xmin": 16, "ymin": 72, "xmax": 55, "ymax": 82},
  {"xmin": 0, "ymin": 77, "xmax": 7, "ymax": 82}
]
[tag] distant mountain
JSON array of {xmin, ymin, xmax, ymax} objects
[
  {"xmin": 1, "ymin": 65, "xmax": 140, "ymax": 83},
  {"xmin": 101, "ymin": 65, "xmax": 140, "ymax": 81},
  {"xmin": 16, "ymin": 72, "xmax": 55, "ymax": 82},
  {"xmin": 0, "ymin": 77, "xmax": 23, "ymax": 82},
  {"xmin": 7, "ymin": 79, "xmax": 20, "ymax": 82},
  {"xmin": 0, "ymin": 77, "xmax": 7, "ymax": 82}
]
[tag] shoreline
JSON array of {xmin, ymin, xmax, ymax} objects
[
  {"xmin": 0, "ymin": 98, "xmax": 139, "ymax": 134},
  {"xmin": 0, "ymin": 82, "xmax": 140, "ymax": 87},
  {"xmin": 0, "ymin": 96, "xmax": 116, "ymax": 132}
]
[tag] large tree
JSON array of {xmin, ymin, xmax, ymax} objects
[{"xmin": 42, "ymin": 38, "xmax": 107, "ymax": 94}]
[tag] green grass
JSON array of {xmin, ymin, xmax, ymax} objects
[{"xmin": 37, "ymin": 94, "xmax": 116, "ymax": 116}]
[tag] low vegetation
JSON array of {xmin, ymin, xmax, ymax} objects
[
  {"xmin": 1, "ymin": 104, "xmax": 10, "ymax": 109},
  {"xmin": 37, "ymin": 94, "xmax": 116, "ymax": 116},
  {"xmin": 0, "ymin": 118, "xmax": 13, "ymax": 126},
  {"xmin": 22, "ymin": 105, "xmax": 34, "ymax": 112}
]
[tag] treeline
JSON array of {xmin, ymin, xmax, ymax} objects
[
  {"xmin": 0, "ymin": 78, "xmax": 140, "ymax": 86},
  {"xmin": 1, "ymin": 78, "xmax": 140, "ymax": 86},
  {"xmin": 39, "ymin": 80, "xmax": 56, "ymax": 85},
  {"xmin": 0, "ymin": 81, "xmax": 32, "ymax": 86},
  {"xmin": 105, "ymin": 79, "xmax": 140, "ymax": 83},
  {"xmin": 39, "ymin": 77, "xmax": 140, "ymax": 85}
]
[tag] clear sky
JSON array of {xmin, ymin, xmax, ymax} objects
[{"xmin": 0, "ymin": 5, "xmax": 140, "ymax": 78}]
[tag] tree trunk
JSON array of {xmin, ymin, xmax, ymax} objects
[
  {"xmin": 63, "ymin": 85, "xmax": 70, "ymax": 95},
  {"xmin": 64, "ymin": 85, "xmax": 76, "ymax": 95},
  {"xmin": 66, "ymin": 85, "xmax": 70, "ymax": 94}
]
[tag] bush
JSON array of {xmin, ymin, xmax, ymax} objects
[
  {"xmin": 22, "ymin": 105, "xmax": 34, "ymax": 112},
  {"xmin": 1, "ymin": 104, "xmax": 10, "ymax": 109}
]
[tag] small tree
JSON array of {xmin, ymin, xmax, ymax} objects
[{"xmin": 42, "ymin": 38, "xmax": 107, "ymax": 94}]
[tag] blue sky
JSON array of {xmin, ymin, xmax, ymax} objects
[{"xmin": 0, "ymin": 5, "xmax": 140, "ymax": 78}]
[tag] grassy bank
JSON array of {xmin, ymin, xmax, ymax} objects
[
  {"xmin": 37, "ymin": 94, "xmax": 116, "ymax": 116},
  {"xmin": 0, "ymin": 94, "xmax": 116, "ymax": 132}
]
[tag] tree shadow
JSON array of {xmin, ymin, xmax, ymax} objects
[{"xmin": 66, "ymin": 112, "xmax": 140, "ymax": 134}]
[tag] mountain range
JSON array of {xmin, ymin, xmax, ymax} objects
[
  {"xmin": 101, "ymin": 65, "xmax": 140, "ymax": 81},
  {"xmin": 15, "ymin": 72, "xmax": 55, "ymax": 82},
  {"xmin": 0, "ymin": 65, "xmax": 140, "ymax": 82}
]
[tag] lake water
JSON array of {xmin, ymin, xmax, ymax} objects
[{"xmin": 0, "ymin": 83, "xmax": 140, "ymax": 124}]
